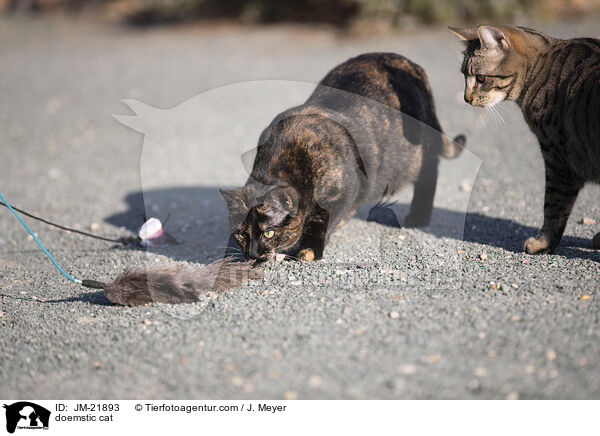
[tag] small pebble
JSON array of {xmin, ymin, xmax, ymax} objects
[
  {"xmin": 545, "ymin": 349, "xmax": 557, "ymax": 361},
  {"xmin": 89, "ymin": 222, "xmax": 100, "ymax": 231},
  {"xmin": 424, "ymin": 354, "xmax": 441, "ymax": 364},
  {"xmin": 308, "ymin": 375, "xmax": 322, "ymax": 388},
  {"xmin": 460, "ymin": 180, "xmax": 472, "ymax": 193},
  {"xmin": 480, "ymin": 252, "xmax": 488, "ymax": 260},
  {"xmin": 231, "ymin": 376, "xmax": 244, "ymax": 387},
  {"xmin": 389, "ymin": 311, "xmax": 400, "ymax": 319},
  {"xmin": 506, "ymin": 391, "xmax": 519, "ymax": 400},
  {"xmin": 579, "ymin": 294, "xmax": 591, "ymax": 301},
  {"xmin": 511, "ymin": 283, "xmax": 519, "ymax": 289},
  {"xmin": 92, "ymin": 361, "xmax": 101, "ymax": 368},
  {"xmin": 283, "ymin": 389, "xmax": 298, "ymax": 400},
  {"xmin": 398, "ymin": 364, "xmax": 418, "ymax": 375},
  {"xmin": 473, "ymin": 367, "xmax": 487, "ymax": 377},
  {"xmin": 275, "ymin": 253, "xmax": 286, "ymax": 262},
  {"xmin": 581, "ymin": 217, "xmax": 597, "ymax": 225},
  {"xmin": 509, "ymin": 315, "xmax": 521, "ymax": 322},
  {"xmin": 467, "ymin": 379, "xmax": 480, "ymax": 391}
]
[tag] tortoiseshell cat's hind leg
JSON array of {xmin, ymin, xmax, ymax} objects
[
  {"xmin": 593, "ymin": 232, "xmax": 600, "ymax": 249},
  {"xmin": 524, "ymin": 163, "xmax": 583, "ymax": 254},
  {"xmin": 404, "ymin": 156, "xmax": 438, "ymax": 228}
]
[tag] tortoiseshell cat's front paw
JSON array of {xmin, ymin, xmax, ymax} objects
[
  {"xmin": 297, "ymin": 248, "xmax": 316, "ymax": 262},
  {"xmin": 523, "ymin": 235, "xmax": 556, "ymax": 254}
]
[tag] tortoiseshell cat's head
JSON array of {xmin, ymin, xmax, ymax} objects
[
  {"xmin": 220, "ymin": 185, "xmax": 303, "ymax": 261},
  {"xmin": 450, "ymin": 25, "xmax": 546, "ymax": 107}
]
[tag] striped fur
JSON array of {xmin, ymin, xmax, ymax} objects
[{"xmin": 451, "ymin": 25, "xmax": 600, "ymax": 254}]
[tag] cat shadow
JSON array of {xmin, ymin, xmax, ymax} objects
[
  {"xmin": 105, "ymin": 186, "xmax": 600, "ymax": 264},
  {"xmin": 361, "ymin": 202, "xmax": 599, "ymax": 262}
]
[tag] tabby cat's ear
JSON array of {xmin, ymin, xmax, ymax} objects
[
  {"xmin": 449, "ymin": 26, "xmax": 478, "ymax": 41},
  {"xmin": 477, "ymin": 26, "xmax": 509, "ymax": 50},
  {"xmin": 219, "ymin": 187, "xmax": 253, "ymax": 214}
]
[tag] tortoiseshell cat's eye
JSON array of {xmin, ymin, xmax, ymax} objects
[
  {"xmin": 476, "ymin": 75, "xmax": 486, "ymax": 83},
  {"xmin": 263, "ymin": 230, "xmax": 275, "ymax": 239}
]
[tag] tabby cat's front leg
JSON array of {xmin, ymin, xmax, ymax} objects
[{"xmin": 524, "ymin": 162, "xmax": 583, "ymax": 254}]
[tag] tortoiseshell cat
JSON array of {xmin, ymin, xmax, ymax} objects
[
  {"xmin": 221, "ymin": 53, "xmax": 465, "ymax": 261},
  {"xmin": 451, "ymin": 25, "xmax": 600, "ymax": 254}
]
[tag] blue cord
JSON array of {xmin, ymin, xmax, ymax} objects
[{"xmin": 0, "ymin": 189, "xmax": 81, "ymax": 284}]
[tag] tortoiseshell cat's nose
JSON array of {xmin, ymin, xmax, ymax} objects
[{"xmin": 248, "ymin": 243, "xmax": 263, "ymax": 260}]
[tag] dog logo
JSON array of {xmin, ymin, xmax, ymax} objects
[{"xmin": 3, "ymin": 402, "xmax": 50, "ymax": 433}]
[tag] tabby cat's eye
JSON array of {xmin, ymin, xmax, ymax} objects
[
  {"xmin": 476, "ymin": 75, "xmax": 486, "ymax": 83},
  {"xmin": 263, "ymin": 230, "xmax": 275, "ymax": 239}
]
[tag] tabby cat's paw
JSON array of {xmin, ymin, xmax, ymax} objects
[{"xmin": 523, "ymin": 235, "xmax": 555, "ymax": 255}]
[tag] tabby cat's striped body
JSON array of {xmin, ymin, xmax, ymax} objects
[{"xmin": 451, "ymin": 25, "xmax": 600, "ymax": 254}]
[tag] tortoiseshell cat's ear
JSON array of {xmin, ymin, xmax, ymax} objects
[
  {"xmin": 449, "ymin": 26, "xmax": 478, "ymax": 41},
  {"xmin": 264, "ymin": 186, "xmax": 299, "ymax": 214},
  {"xmin": 219, "ymin": 187, "xmax": 253, "ymax": 214}
]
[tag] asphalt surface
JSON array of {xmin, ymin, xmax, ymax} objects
[{"xmin": 0, "ymin": 17, "xmax": 599, "ymax": 400}]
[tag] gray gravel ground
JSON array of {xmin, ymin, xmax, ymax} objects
[{"xmin": 1, "ymin": 17, "xmax": 599, "ymax": 399}]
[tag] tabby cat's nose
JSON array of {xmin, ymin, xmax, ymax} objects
[{"xmin": 464, "ymin": 91, "xmax": 473, "ymax": 103}]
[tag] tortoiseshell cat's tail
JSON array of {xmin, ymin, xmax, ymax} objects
[{"xmin": 440, "ymin": 133, "xmax": 466, "ymax": 159}]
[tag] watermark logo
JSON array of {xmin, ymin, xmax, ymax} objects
[
  {"xmin": 3, "ymin": 402, "xmax": 50, "ymax": 433},
  {"xmin": 111, "ymin": 80, "xmax": 481, "ymax": 317}
]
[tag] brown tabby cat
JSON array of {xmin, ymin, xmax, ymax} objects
[
  {"xmin": 450, "ymin": 25, "xmax": 600, "ymax": 254},
  {"xmin": 221, "ymin": 53, "xmax": 465, "ymax": 262}
]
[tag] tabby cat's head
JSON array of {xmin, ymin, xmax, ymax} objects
[
  {"xmin": 450, "ymin": 25, "xmax": 545, "ymax": 107},
  {"xmin": 220, "ymin": 185, "xmax": 303, "ymax": 261}
]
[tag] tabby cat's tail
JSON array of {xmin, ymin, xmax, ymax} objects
[{"xmin": 440, "ymin": 134, "xmax": 466, "ymax": 159}]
